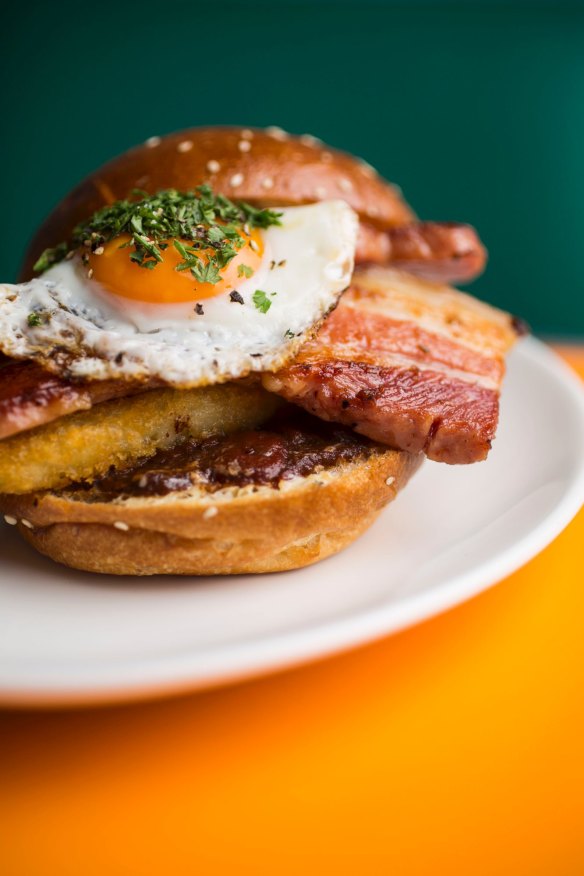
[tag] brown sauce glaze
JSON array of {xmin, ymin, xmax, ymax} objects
[{"xmin": 75, "ymin": 409, "xmax": 380, "ymax": 499}]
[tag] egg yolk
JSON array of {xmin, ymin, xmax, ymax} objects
[{"xmin": 87, "ymin": 228, "xmax": 264, "ymax": 304}]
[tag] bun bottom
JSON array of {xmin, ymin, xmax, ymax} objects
[
  {"xmin": 18, "ymin": 511, "xmax": 383, "ymax": 576},
  {"xmin": 4, "ymin": 450, "xmax": 422, "ymax": 576}
]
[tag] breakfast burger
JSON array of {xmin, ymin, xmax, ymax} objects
[{"xmin": 0, "ymin": 127, "xmax": 521, "ymax": 575}]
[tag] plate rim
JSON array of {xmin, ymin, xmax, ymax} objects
[{"xmin": 1, "ymin": 337, "xmax": 584, "ymax": 706}]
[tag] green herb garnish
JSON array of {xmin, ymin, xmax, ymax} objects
[
  {"xmin": 238, "ymin": 202, "xmax": 282, "ymax": 228},
  {"xmin": 27, "ymin": 311, "xmax": 45, "ymax": 327},
  {"xmin": 33, "ymin": 243, "xmax": 68, "ymax": 274},
  {"xmin": 237, "ymin": 264, "xmax": 254, "ymax": 279},
  {"xmin": 252, "ymin": 290, "xmax": 272, "ymax": 313},
  {"xmin": 33, "ymin": 187, "xmax": 282, "ymax": 285},
  {"xmin": 191, "ymin": 259, "xmax": 222, "ymax": 285}
]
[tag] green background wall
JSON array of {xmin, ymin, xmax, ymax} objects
[{"xmin": 2, "ymin": 1, "xmax": 583, "ymax": 335}]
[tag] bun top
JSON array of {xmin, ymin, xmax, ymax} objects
[{"xmin": 21, "ymin": 126, "xmax": 414, "ymax": 279}]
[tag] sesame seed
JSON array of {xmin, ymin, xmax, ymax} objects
[
  {"xmin": 3, "ymin": 515, "xmax": 17, "ymax": 526},
  {"xmin": 145, "ymin": 136, "xmax": 161, "ymax": 148},
  {"xmin": 385, "ymin": 476, "xmax": 395, "ymax": 486},
  {"xmin": 315, "ymin": 186, "xmax": 327, "ymax": 199},
  {"xmin": 261, "ymin": 176, "xmax": 274, "ymax": 189},
  {"xmin": 339, "ymin": 177, "xmax": 353, "ymax": 192},
  {"xmin": 265, "ymin": 126, "xmax": 288, "ymax": 140},
  {"xmin": 240, "ymin": 129, "xmax": 253, "ymax": 139},
  {"xmin": 243, "ymin": 223, "xmax": 251, "ymax": 236},
  {"xmin": 300, "ymin": 133, "xmax": 321, "ymax": 147},
  {"xmin": 249, "ymin": 239, "xmax": 260, "ymax": 253},
  {"xmin": 230, "ymin": 172, "xmax": 244, "ymax": 187},
  {"xmin": 138, "ymin": 475, "xmax": 148, "ymax": 488},
  {"xmin": 359, "ymin": 160, "xmax": 377, "ymax": 178},
  {"xmin": 87, "ymin": 269, "xmax": 94, "ymax": 279},
  {"xmin": 238, "ymin": 139, "xmax": 251, "ymax": 153},
  {"xmin": 203, "ymin": 507, "xmax": 218, "ymax": 519},
  {"xmin": 320, "ymin": 151, "xmax": 333, "ymax": 163},
  {"xmin": 206, "ymin": 159, "xmax": 221, "ymax": 173},
  {"xmin": 21, "ymin": 518, "xmax": 34, "ymax": 529},
  {"xmin": 114, "ymin": 521, "xmax": 130, "ymax": 531},
  {"xmin": 177, "ymin": 140, "xmax": 193, "ymax": 153},
  {"xmin": 93, "ymin": 246, "xmax": 104, "ymax": 256}
]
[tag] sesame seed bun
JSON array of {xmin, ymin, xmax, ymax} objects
[
  {"xmin": 0, "ymin": 445, "xmax": 422, "ymax": 576},
  {"xmin": 20, "ymin": 126, "xmax": 414, "ymax": 280}
]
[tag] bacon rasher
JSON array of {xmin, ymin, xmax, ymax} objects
[
  {"xmin": 263, "ymin": 268, "xmax": 520, "ymax": 464},
  {"xmin": 356, "ymin": 222, "xmax": 487, "ymax": 285},
  {"xmin": 0, "ymin": 359, "xmax": 148, "ymax": 441}
]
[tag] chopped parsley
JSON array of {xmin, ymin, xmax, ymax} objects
[
  {"xmin": 252, "ymin": 290, "xmax": 272, "ymax": 313},
  {"xmin": 237, "ymin": 264, "xmax": 254, "ymax": 279},
  {"xmin": 191, "ymin": 259, "xmax": 222, "ymax": 285},
  {"xmin": 33, "ymin": 187, "xmax": 282, "ymax": 286},
  {"xmin": 27, "ymin": 311, "xmax": 45, "ymax": 327},
  {"xmin": 33, "ymin": 243, "xmax": 68, "ymax": 275}
]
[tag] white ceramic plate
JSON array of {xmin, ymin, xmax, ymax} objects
[{"xmin": 1, "ymin": 337, "xmax": 583, "ymax": 706}]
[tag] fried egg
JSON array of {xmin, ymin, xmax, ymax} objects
[{"xmin": 0, "ymin": 201, "xmax": 357, "ymax": 387}]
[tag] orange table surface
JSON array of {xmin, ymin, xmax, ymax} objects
[{"xmin": 1, "ymin": 346, "xmax": 583, "ymax": 876}]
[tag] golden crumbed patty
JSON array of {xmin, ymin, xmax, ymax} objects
[{"xmin": 0, "ymin": 382, "xmax": 280, "ymax": 494}]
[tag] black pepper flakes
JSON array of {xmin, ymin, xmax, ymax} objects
[
  {"xmin": 229, "ymin": 290, "xmax": 244, "ymax": 304},
  {"xmin": 194, "ymin": 303, "xmax": 204, "ymax": 315}
]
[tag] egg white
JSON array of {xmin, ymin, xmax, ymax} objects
[{"xmin": 0, "ymin": 201, "xmax": 357, "ymax": 387}]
